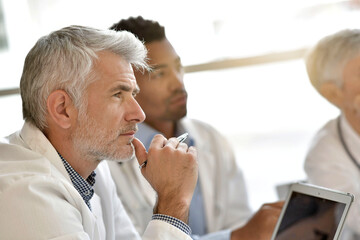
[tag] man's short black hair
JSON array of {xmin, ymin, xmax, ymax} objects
[{"xmin": 110, "ymin": 16, "xmax": 166, "ymax": 43}]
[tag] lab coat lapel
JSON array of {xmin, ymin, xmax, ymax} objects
[
  {"xmin": 130, "ymin": 157, "xmax": 157, "ymax": 206},
  {"xmin": 20, "ymin": 122, "xmax": 101, "ymax": 239},
  {"xmin": 20, "ymin": 122, "xmax": 71, "ymax": 182}
]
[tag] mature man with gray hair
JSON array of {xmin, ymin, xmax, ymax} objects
[
  {"xmin": 0, "ymin": 25, "xmax": 198, "ymax": 239},
  {"xmin": 304, "ymin": 29, "xmax": 360, "ymax": 240}
]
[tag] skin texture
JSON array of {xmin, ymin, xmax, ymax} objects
[
  {"xmin": 45, "ymin": 50, "xmax": 198, "ymax": 223},
  {"xmin": 45, "ymin": 51, "xmax": 145, "ymax": 177},
  {"xmin": 133, "ymin": 37, "xmax": 284, "ymax": 239},
  {"xmin": 134, "ymin": 39, "xmax": 187, "ymax": 139}
]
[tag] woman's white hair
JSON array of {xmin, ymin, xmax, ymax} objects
[
  {"xmin": 20, "ymin": 25, "xmax": 148, "ymax": 130},
  {"xmin": 305, "ymin": 29, "xmax": 360, "ymax": 92}
]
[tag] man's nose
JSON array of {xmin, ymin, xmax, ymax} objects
[
  {"xmin": 125, "ymin": 96, "xmax": 146, "ymax": 123},
  {"xmin": 168, "ymin": 68, "xmax": 184, "ymax": 91}
]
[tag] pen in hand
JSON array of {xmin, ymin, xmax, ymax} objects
[
  {"xmin": 139, "ymin": 133, "xmax": 189, "ymax": 169},
  {"xmin": 175, "ymin": 132, "xmax": 189, "ymax": 144}
]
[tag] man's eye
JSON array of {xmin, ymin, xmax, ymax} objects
[
  {"xmin": 114, "ymin": 92, "xmax": 122, "ymax": 98},
  {"xmin": 151, "ymin": 71, "xmax": 165, "ymax": 79}
]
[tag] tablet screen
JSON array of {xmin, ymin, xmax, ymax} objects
[{"xmin": 273, "ymin": 191, "xmax": 346, "ymax": 240}]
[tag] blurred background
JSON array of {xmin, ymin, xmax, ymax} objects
[{"xmin": 1, "ymin": 0, "xmax": 358, "ymax": 210}]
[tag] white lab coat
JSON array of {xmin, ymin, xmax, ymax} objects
[
  {"xmin": 108, "ymin": 118, "xmax": 252, "ymax": 235},
  {"xmin": 0, "ymin": 121, "xmax": 191, "ymax": 240},
  {"xmin": 305, "ymin": 115, "xmax": 360, "ymax": 240}
]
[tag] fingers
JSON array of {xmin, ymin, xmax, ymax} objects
[
  {"xmin": 150, "ymin": 134, "xmax": 167, "ymax": 149},
  {"xmin": 176, "ymin": 142, "xmax": 188, "ymax": 151},
  {"xmin": 151, "ymin": 134, "xmax": 188, "ymax": 150},
  {"xmin": 187, "ymin": 146, "xmax": 197, "ymax": 155},
  {"xmin": 132, "ymin": 137, "xmax": 147, "ymax": 166},
  {"xmin": 146, "ymin": 134, "xmax": 196, "ymax": 170},
  {"xmin": 178, "ymin": 143, "xmax": 197, "ymax": 157},
  {"xmin": 165, "ymin": 137, "xmax": 182, "ymax": 148}
]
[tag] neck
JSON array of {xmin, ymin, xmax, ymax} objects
[
  {"xmin": 62, "ymin": 151, "xmax": 99, "ymax": 179},
  {"xmin": 46, "ymin": 129, "xmax": 99, "ymax": 179},
  {"xmin": 344, "ymin": 112, "xmax": 360, "ymax": 136},
  {"xmin": 145, "ymin": 119, "xmax": 176, "ymax": 139}
]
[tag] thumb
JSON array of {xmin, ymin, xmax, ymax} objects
[{"xmin": 132, "ymin": 137, "xmax": 147, "ymax": 165}]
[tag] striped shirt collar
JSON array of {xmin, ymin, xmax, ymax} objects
[{"xmin": 57, "ymin": 152, "xmax": 96, "ymax": 211}]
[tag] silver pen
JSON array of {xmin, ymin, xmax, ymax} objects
[
  {"xmin": 176, "ymin": 132, "xmax": 189, "ymax": 144},
  {"xmin": 139, "ymin": 132, "xmax": 189, "ymax": 169}
]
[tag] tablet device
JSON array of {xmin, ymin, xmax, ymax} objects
[{"xmin": 271, "ymin": 182, "xmax": 354, "ymax": 240}]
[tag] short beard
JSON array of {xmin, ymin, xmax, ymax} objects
[{"xmin": 71, "ymin": 105, "xmax": 136, "ymax": 163}]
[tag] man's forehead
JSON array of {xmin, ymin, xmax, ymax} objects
[
  {"xmin": 109, "ymin": 80, "xmax": 140, "ymax": 92},
  {"xmin": 90, "ymin": 58, "xmax": 138, "ymax": 91},
  {"xmin": 145, "ymin": 39, "xmax": 179, "ymax": 64}
]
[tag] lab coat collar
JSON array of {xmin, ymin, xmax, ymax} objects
[{"xmin": 20, "ymin": 121, "xmax": 71, "ymax": 183}]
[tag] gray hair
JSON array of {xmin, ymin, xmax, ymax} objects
[
  {"xmin": 305, "ymin": 29, "xmax": 360, "ymax": 92},
  {"xmin": 20, "ymin": 25, "xmax": 148, "ymax": 131}
]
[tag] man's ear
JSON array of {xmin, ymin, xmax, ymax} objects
[
  {"xmin": 47, "ymin": 90, "xmax": 76, "ymax": 129},
  {"xmin": 319, "ymin": 82, "xmax": 344, "ymax": 109}
]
